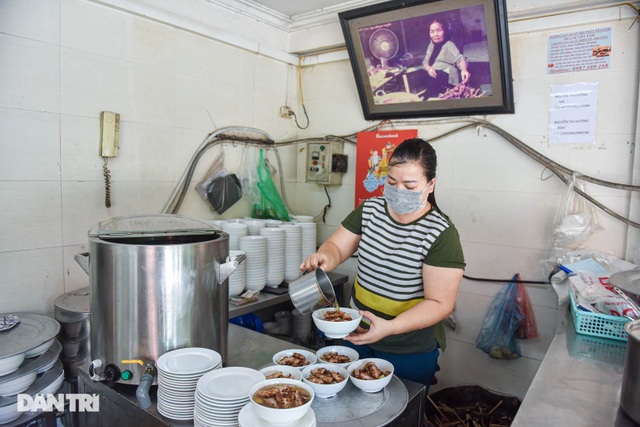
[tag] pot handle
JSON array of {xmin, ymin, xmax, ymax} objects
[
  {"xmin": 74, "ymin": 252, "xmax": 90, "ymax": 275},
  {"xmin": 217, "ymin": 253, "xmax": 246, "ymax": 284}
]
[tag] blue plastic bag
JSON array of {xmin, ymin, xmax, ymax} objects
[{"xmin": 475, "ymin": 275, "xmax": 525, "ymax": 359}]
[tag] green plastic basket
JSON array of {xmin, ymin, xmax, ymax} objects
[{"xmin": 569, "ymin": 289, "xmax": 629, "ymax": 342}]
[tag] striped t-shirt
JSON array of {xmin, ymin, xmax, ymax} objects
[{"xmin": 342, "ymin": 197, "xmax": 465, "ymax": 353}]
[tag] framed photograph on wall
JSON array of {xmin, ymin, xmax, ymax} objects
[{"xmin": 339, "ymin": 0, "xmax": 515, "ymax": 120}]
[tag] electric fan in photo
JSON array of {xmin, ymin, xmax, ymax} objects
[
  {"xmin": 369, "ymin": 28, "xmax": 421, "ymax": 104},
  {"xmin": 369, "ymin": 28, "xmax": 399, "ymax": 69}
]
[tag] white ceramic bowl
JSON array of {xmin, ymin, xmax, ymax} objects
[
  {"xmin": 312, "ymin": 308, "xmax": 362, "ymax": 339},
  {"xmin": 272, "ymin": 349, "xmax": 317, "ymax": 370},
  {"xmin": 347, "ymin": 358, "xmax": 394, "ymax": 393},
  {"xmin": 301, "ymin": 363, "xmax": 349, "ymax": 399},
  {"xmin": 0, "ymin": 401, "xmax": 20, "ymax": 424},
  {"xmin": 0, "ymin": 372, "xmax": 37, "ymax": 397},
  {"xmin": 259, "ymin": 365, "xmax": 303, "ymax": 381},
  {"xmin": 0, "ymin": 353, "xmax": 26, "ymax": 376},
  {"xmin": 25, "ymin": 339, "xmax": 55, "ymax": 358},
  {"xmin": 39, "ymin": 370, "xmax": 64, "ymax": 396},
  {"xmin": 249, "ymin": 378, "xmax": 314, "ymax": 426},
  {"xmin": 315, "ymin": 345, "xmax": 360, "ymax": 368}
]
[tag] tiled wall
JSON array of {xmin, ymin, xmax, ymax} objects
[
  {"xmin": 0, "ymin": 0, "xmax": 300, "ymax": 313},
  {"xmin": 1, "ymin": 0, "xmax": 638, "ymax": 401}
]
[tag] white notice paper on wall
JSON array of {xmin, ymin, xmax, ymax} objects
[{"xmin": 548, "ymin": 82, "xmax": 598, "ymax": 144}]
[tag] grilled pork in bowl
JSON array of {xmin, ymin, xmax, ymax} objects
[
  {"xmin": 347, "ymin": 358, "xmax": 394, "ymax": 393},
  {"xmin": 249, "ymin": 378, "xmax": 314, "ymax": 426},
  {"xmin": 312, "ymin": 307, "xmax": 362, "ymax": 339}
]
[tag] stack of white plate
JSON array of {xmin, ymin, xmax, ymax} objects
[
  {"xmin": 156, "ymin": 348, "xmax": 222, "ymax": 421},
  {"xmin": 298, "ymin": 222, "xmax": 317, "ymax": 263},
  {"xmin": 222, "ymin": 223, "xmax": 249, "ymax": 251},
  {"xmin": 259, "ymin": 228, "xmax": 286, "ymax": 287},
  {"xmin": 228, "ymin": 250, "xmax": 246, "ymax": 297},
  {"xmin": 265, "ymin": 219, "xmax": 283, "ymax": 227},
  {"xmin": 291, "ymin": 215, "xmax": 314, "ymax": 223},
  {"xmin": 194, "ymin": 367, "xmax": 265, "ymax": 427},
  {"xmin": 239, "ymin": 236, "xmax": 268, "ymax": 292},
  {"xmin": 244, "ymin": 220, "xmax": 266, "ymax": 236},
  {"xmin": 280, "ymin": 224, "xmax": 302, "ymax": 282}
]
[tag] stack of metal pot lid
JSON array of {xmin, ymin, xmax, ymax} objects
[
  {"xmin": 0, "ymin": 312, "xmax": 62, "ymax": 424},
  {"xmin": 0, "ymin": 313, "xmax": 60, "ymax": 375},
  {"xmin": 54, "ymin": 287, "xmax": 90, "ymax": 378}
]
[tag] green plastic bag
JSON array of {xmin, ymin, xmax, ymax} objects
[{"xmin": 253, "ymin": 149, "xmax": 290, "ymax": 221}]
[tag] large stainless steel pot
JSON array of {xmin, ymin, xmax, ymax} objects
[{"xmin": 75, "ymin": 214, "xmax": 243, "ymax": 385}]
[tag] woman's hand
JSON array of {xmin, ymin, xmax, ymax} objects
[
  {"xmin": 299, "ymin": 225, "xmax": 361, "ymax": 273},
  {"xmin": 424, "ymin": 65, "xmax": 438, "ymax": 79},
  {"xmin": 299, "ymin": 252, "xmax": 330, "ymax": 272},
  {"xmin": 343, "ymin": 311, "xmax": 396, "ymax": 345},
  {"xmin": 460, "ymin": 70, "xmax": 470, "ymax": 84}
]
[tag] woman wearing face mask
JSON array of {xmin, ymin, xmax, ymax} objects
[{"xmin": 300, "ymin": 138, "xmax": 465, "ymax": 391}]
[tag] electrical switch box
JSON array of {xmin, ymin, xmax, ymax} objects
[
  {"xmin": 99, "ymin": 111, "xmax": 120, "ymax": 157},
  {"xmin": 305, "ymin": 142, "xmax": 347, "ymax": 185}
]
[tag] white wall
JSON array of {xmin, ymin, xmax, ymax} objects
[{"xmin": 1, "ymin": 0, "xmax": 638, "ymax": 402}]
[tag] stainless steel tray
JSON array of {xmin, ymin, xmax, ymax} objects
[{"xmin": 314, "ymin": 375, "xmax": 408, "ymax": 427}]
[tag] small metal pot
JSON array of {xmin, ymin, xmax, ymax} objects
[
  {"xmin": 288, "ymin": 269, "xmax": 336, "ymax": 315},
  {"xmin": 609, "ymin": 270, "xmax": 640, "ymax": 303},
  {"xmin": 621, "ymin": 319, "xmax": 640, "ymax": 424}
]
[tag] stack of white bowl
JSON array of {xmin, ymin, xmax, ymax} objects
[
  {"xmin": 194, "ymin": 367, "xmax": 264, "ymax": 427},
  {"xmin": 245, "ymin": 220, "xmax": 266, "ymax": 236},
  {"xmin": 298, "ymin": 222, "xmax": 317, "ymax": 263},
  {"xmin": 291, "ymin": 215, "xmax": 314, "ymax": 223},
  {"xmin": 228, "ymin": 250, "xmax": 246, "ymax": 297},
  {"xmin": 240, "ymin": 236, "xmax": 268, "ymax": 291},
  {"xmin": 222, "ymin": 222, "xmax": 249, "ymax": 251},
  {"xmin": 208, "ymin": 219, "xmax": 226, "ymax": 229},
  {"xmin": 156, "ymin": 348, "xmax": 222, "ymax": 421},
  {"xmin": 259, "ymin": 228, "xmax": 286, "ymax": 287},
  {"xmin": 265, "ymin": 219, "xmax": 283, "ymax": 227},
  {"xmin": 280, "ymin": 223, "xmax": 302, "ymax": 282}
]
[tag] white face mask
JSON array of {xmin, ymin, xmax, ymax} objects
[{"xmin": 383, "ymin": 182, "xmax": 427, "ymax": 215}]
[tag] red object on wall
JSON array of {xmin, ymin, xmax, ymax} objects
[{"xmin": 355, "ymin": 129, "xmax": 418, "ymax": 207}]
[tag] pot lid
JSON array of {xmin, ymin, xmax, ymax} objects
[
  {"xmin": 54, "ymin": 287, "xmax": 90, "ymax": 323},
  {"xmin": 89, "ymin": 214, "xmax": 218, "ymax": 238},
  {"xmin": 0, "ymin": 314, "xmax": 60, "ymax": 359},
  {"xmin": 0, "ymin": 360, "xmax": 64, "ymax": 408},
  {"xmin": 0, "ymin": 340, "xmax": 62, "ymax": 386},
  {"xmin": 609, "ymin": 270, "xmax": 640, "ymax": 296}
]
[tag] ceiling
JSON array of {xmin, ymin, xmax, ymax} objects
[{"xmin": 249, "ymin": 0, "xmax": 372, "ymax": 18}]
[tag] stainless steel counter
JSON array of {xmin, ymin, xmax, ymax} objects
[
  {"xmin": 512, "ymin": 309, "xmax": 638, "ymax": 426},
  {"xmin": 76, "ymin": 324, "xmax": 425, "ymax": 426}
]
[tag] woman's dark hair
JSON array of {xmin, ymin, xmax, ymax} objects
[{"xmin": 388, "ymin": 138, "xmax": 439, "ymax": 209}]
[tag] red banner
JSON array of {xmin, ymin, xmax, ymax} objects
[{"xmin": 355, "ymin": 129, "xmax": 418, "ymax": 207}]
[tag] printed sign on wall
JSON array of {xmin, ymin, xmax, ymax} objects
[
  {"xmin": 549, "ymin": 82, "xmax": 598, "ymax": 144},
  {"xmin": 547, "ymin": 26, "xmax": 612, "ymax": 74},
  {"xmin": 355, "ymin": 129, "xmax": 418, "ymax": 207}
]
